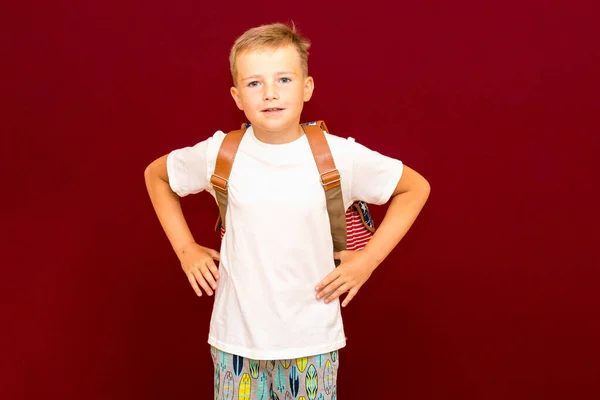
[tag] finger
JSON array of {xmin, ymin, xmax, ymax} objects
[
  {"xmin": 193, "ymin": 269, "xmax": 213, "ymax": 296},
  {"xmin": 317, "ymin": 277, "xmax": 344, "ymax": 300},
  {"xmin": 206, "ymin": 259, "xmax": 220, "ymax": 281},
  {"xmin": 333, "ymin": 251, "xmax": 341, "ymax": 260},
  {"xmin": 207, "ymin": 248, "xmax": 221, "ymax": 261},
  {"xmin": 201, "ymin": 261, "xmax": 219, "ymax": 290},
  {"xmin": 325, "ymin": 283, "xmax": 349, "ymax": 303},
  {"xmin": 315, "ymin": 271, "xmax": 340, "ymax": 292},
  {"xmin": 186, "ymin": 273, "xmax": 202, "ymax": 297},
  {"xmin": 341, "ymin": 288, "xmax": 358, "ymax": 307}
]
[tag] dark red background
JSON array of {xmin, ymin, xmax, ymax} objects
[{"xmin": 2, "ymin": 0, "xmax": 599, "ymax": 399}]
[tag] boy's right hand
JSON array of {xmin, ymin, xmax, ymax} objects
[{"xmin": 177, "ymin": 243, "xmax": 221, "ymax": 297}]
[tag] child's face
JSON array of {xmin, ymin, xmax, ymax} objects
[{"xmin": 230, "ymin": 45, "xmax": 314, "ymax": 134}]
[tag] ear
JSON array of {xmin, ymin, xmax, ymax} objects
[
  {"xmin": 303, "ymin": 76, "xmax": 314, "ymax": 102},
  {"xmin": 230, "ymin": 86, "xmax": 244, "ymax": 110}
]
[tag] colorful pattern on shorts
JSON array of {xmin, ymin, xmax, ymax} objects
[{"xmin": 211, "ymin": 346, "xmax": 339, "ymax": 400}]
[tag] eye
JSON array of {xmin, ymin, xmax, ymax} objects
[
  {"xmin": 247, "ymin": 81, "xmax": 259, "ymax": 87},
  {"xmin": 279, "ymin": 77, "xmax": 291, "ymax": 83}
]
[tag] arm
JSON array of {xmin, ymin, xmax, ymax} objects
[
  {"xmin": 362, "ymin": 165, "xmax": 431, "ymax": 265},
  {"xmin": 315, "ymin": 165, "xmax": 430, "ymax": 306},
  {"xmin": 144, "ymin": 155, "xmax": 220, "ymax": 296},
  {"xmin": 144, "ymin": 155, "xmax": 196, "ymax": 255}
]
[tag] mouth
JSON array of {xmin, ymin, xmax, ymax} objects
[{"xmin": 261, "ymin": 107, "xmax": 285, "ymax": 113}]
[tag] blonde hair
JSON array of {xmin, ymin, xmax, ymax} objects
[{"xmin": 229, "ymin": 22, "xmax": 311, "ymax": 85}]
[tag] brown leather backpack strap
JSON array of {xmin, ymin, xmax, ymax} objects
[
  {"xmin": 303, "ymin": 121, "xmax": 347, "ymax": 252},
  {"xmin": 210, "ymin": 128, "xmax": 246, "ymax": 229}
]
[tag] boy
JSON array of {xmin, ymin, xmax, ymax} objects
[{"xmin": 144, "ymin": 22, "xmax": 430, "ymax": 399}]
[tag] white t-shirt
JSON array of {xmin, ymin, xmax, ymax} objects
[{"xmin": 167, "ymin": 126, "xmax": 403, "ymax": 360}]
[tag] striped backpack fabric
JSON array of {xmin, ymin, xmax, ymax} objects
[{"xmin": 211, "ymin": 120, "xmax": 375, "ymax": 252}]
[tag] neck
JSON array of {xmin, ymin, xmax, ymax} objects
[{"xmin": 252, "ymin": 124, "xmax": 304, "ymax": 145}]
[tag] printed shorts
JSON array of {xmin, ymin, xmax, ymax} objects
[{"xmin": 210, "ymin": 346, "xmax": 340, "ymax": 400}]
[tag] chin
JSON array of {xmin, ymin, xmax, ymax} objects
[{"xmin": 256, "ymin": 119, "xmax": 294, "ymax": 131}]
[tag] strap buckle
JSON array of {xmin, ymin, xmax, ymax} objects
[
  {"xmin": 320, "ymin": 169, "xmax": 341, "ymax": 187},
  {"xmin": 210, "ymin": 174, "xmax": 229, "ymax": 193}
]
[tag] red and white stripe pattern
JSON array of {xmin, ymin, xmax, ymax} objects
[
  {"xmin": 345, "ymin": 206, "xmax": 373, "ymax": 250},
  {"xmin": 219, "ymin": 206, "xmax": 373, "ymax": 250}
]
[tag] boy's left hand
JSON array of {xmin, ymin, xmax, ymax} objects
[{"xmin": 315, "ymin": 250, "xmax": 378, "ymax": 307}]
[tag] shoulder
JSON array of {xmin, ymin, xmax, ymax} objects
[
  {"xmin": 168, "ymin": 129, "xmax": 228, "ymax": 169},
  {"xmin": 323, "ymin": 130, "xmax": 355, "ymax": 147},
  {"xmin": 208, "ymin": 129, "xmax": 228, "ymax": 148},
  {"xmin": 171, "ymin": 129, "xmax": 227, "ymax": 153},
  {"xmin": 204, "ymin": 129, "xmax": 231, "ymax": 167},
  {"xmin": 323, "ymin": 131, "xmax": 357, "ymax": 159},
  {"xmin": 191, "ymin": 129, "xmax": 228, "ymax": 161}
]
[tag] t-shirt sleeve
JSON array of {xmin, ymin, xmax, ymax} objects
[
  {"xmin": 166, "ymin": 140, "xmax": 210, "ymax": 197},
  {"xmin": 349, "ymin": 139, "xmax": 404, "ymax": 205},
  {"xmin": 166, "ymin": 129, "xmax": 231, "ymax": 197}
]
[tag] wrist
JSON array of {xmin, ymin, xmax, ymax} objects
[
  {"xmin": 174, "ymin": 241, "xmax": 197, "ymax": 259},
  {"xmin": 360, "ymin": 247, "xmax": 383, "ymax": 272}
]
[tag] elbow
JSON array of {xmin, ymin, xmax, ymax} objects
[
  {"xmin": 421, "ymin": 176, "xmax": 431, "ymax": 200},
  {"xmin": 422, "ymin": 177, "xmax": 431, "ymax": 196},
  {"xmin": 144, "ymin": 155, "xmax": 171, "ymax": 189},
  {"xmin": 144, "ymin": 162, "xmax": 154, "ymax": 183},
  {"xmin": 144, "ymin": 158, "xmax": 163, "ymax": 186},
  {"xmin": 414, "ymin": 175, "xmax": 431, "ymax": 205}
]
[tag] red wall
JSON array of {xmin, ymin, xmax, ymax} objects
[{"xmin": 2, "ymin": 1, "xmax": 599, "ymax": 399}]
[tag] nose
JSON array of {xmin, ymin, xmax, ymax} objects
[{"xmin": 263, "ymin": 82, "xmax": 279, "ymax": 101}]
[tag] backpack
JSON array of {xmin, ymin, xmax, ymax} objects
[{"xmin": 210, "ymin": 120, "xmax": 375, "ymax": 252}]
